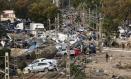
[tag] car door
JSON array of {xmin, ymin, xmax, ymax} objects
[
  {"xmin": 36, "ymin": 63, "xmax": 48, "ymax": 71},
  {"xmin": 31, "ymin": 63, "xmax": 39, "ymax": 72}
]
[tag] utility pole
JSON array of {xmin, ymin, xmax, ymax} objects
[
  {"xmin": 8, "ymin": 0, "xmax": 11, "ymax": 10},
  {"xmin": 0, "ymin": 52, "xmax": 10, "ymax": 79},
  {"xmin": 98, "ymin": 13, "xmax": 102, "ymax": 53},
  {"xmin": 35, "ymin": 26, "xmax": 39, "ymax": 59},
  {"xmin": 48, "ymin": 18, "xmax": 51, "ymax": 30},
  {"xmin": 88, "ymin": 8, "xmax": 91, "ymax": 28},
  {"xmin": 69, "ymin": 0, "xmax": 71, "ymax": 8},
  {"xmin": 57, "ymin": 13, "xmax": 60, "ymax": 33},
  {"xmin": 54, "ymin": 0, "xmax": 60, "ymax": 39},
  {"xmin": 0, "ymin": 11, "xmax": 1, "ymax": 22},
  {"xmin": 66, "ymin": 0, "xmax": 71, "ymax": 79},
  {"xmin": 82, "ymin": 11, "xmax": 85, "ymax": 27},
  {"xmin": 66, "ymin": 34, "xmax": 70, "ymax": 79},
  {"xmin": 5, "ymin": 52, "xmax": 9, "ymax": 79},
  {"xmin": 98, "ymin": 1, "xmax": 103, "ymax": 53},
  {"xmin": 55, "ymin": 17, "xmax": 57, "ymax": 38}
]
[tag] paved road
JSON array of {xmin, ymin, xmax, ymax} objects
[{"xmin": 103, "ymin": 47, "xmax": 131, "ymax": 53}]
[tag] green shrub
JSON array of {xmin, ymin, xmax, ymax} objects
[
  {"xmin": 17, "ymin": 61, "xmax": 27, "ymax": 71},
  {"xmin": 70, "ymin": 64, "xmax": 86, "ymax": 79}
]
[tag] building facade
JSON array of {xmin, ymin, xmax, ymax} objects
[{"xmin": 0, "ymin": 10, "xmax": 16, "ymax": 22}]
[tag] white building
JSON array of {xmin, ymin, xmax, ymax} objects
[{"xmin": 0, "ymin": 10, "xmax": 16, "ymax": 22}]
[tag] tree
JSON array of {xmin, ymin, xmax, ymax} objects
[
  {"xmin": 102, "ymin": 0, "xmax": 131, "ymax": 34},
  {"xmin": 70, "ymin": 64, "xmax": 86, "ymax": 79},
  {"xmin": 72, "ymin": 0, "xmax": 101, "ymax": 29},
  {"xmin": 28, "ymin": 0, "xmax": 58, "ymax": 28},
  {"xmin": 0, "ymin": 26, "xmax": 7, "ymax": 38},
  {"xmin": 60, "ymin": 0, "xmax": 70, "ymax": 8},
  {"xmin": 0, "ymin": 0, "xmax": 10, "ymax": 9},
  {"xmin": 102, "ymin": 16, "xmax": 119, "ymax": 46},
  {"xmin": 102, "ymin": 0, "xmax": 131, "ymax": 25},
  {"xmin": 101, "ymin": 0, "xmax": 131, "ymax": 46},
  {"xmin": 14, "ymin": 0, "xmax": 30, "ymax": 18},
  {"xmin": 72, "ymin": 0, "xmax": 101, "ymax": 10},
  {"xmin": 17, "ymin": 61, "xmax": 27, "ymax": 71},
  {"xmin": 0, "ymin": 0, "xmax": 9, "ymax": 17},
  {"xmin": 0, "ymin": 0, "xmax": 16, "ymax": 13}
]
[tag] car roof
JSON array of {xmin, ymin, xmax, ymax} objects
[{"xmin": 36, "ymin": 58, "xmax": 46, "ymax": 61}]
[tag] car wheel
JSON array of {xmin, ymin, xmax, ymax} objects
[
  {"xmin": 54, "ymin": 68, "xmax": 58, "ymax": 71},
  {"xmin": 44, "ymin": 68, "xmax": 49, "ymax": 72},
  {"xmin": 28, "ymin": 69, "xmax": 31, "ymax": 73}
]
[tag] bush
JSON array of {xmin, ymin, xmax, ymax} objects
[
  {"xmin": 70, "ymin": 64, "xmax": 86, "ymax": 79},
  {"xmin": 17, "ymin": 61, "xmax": 27, "ymax": 71},
  {"xmin": 111, "ymin": 41, "xmax": 119, "ymax": 47},
  {"xmin": 38, "ymin": 46, "xmax": 57, "ymax": 58}
]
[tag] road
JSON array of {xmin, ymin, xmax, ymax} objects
[
  {"xmin": 10, "ymin": 47, "xmax": 131, "ymax": 79},
  {"xmin": 85, "ymin": 47, "xmax": 131, "ymax": 79},
  {"xmin": 103, "ymin": 47, "xmax": 131, "ymax": 53}
]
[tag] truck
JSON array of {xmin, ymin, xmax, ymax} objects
[
  {"xmin": 30, "ymin": 23, "xmax": 45, "ymax": 37},
  {"xmin": 15, "ymin": 23, "xmax": 24, "ymax": 30},
  {"xmin": 16, "ymin": 23, "xmax": 45, "ymax": 36}
]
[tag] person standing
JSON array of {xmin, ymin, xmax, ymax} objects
[
  {"xmin": 89, "ymin": 43, "xmax": 96, "ymax": 55},
  {"xmin": 106, "ymin": 53, "xmax": 109, "ymax": 62},
  {"xmin": 122, "ymin": 43, "xmax": 125, "ymax": 49},
  {"xmin": 109, "ymin": 55, "xmax": 113, "ymax": 62}
]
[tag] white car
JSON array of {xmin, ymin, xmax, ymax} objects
[
  {"xmin": 30, "ymin": 58, "xmax": 57, "ymax": 66},
  {"xmin": 24, "ymin": 62, "xmax": 57, "ymax": 73}
]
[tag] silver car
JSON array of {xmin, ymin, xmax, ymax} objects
[{"xmin": 24, "ymin": 62, "xmax": 57, "ymax": 73}]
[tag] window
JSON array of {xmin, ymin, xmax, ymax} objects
[
  {"xmin": 62, "ymin": 49, "xmax": 66, "ymax": 51},
  {"xmin": 38, "ymin": 63, "xmax": 47, "ymax": 66},
  {"xmin": 41, "ymin": 58, "xmax": 46, "ymax": 61},
  {"xmin": 32, "ymin": 60, "xmax": 39, "ymax": 64},
  {"xmin": 49, "ymin": 62, "xmax": 53, "ymax": 66},
  {"xmin": 3, "ymin": 14, "xmax": 9, "ymax": 18}
]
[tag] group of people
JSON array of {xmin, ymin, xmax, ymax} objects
[
  {"xmin": 82, "ymin": 42, "xmax": 96, "ymax": 56},
  {"xmin": 88, "ymin": 43, "xmax": 96, "ymax": 55}
]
